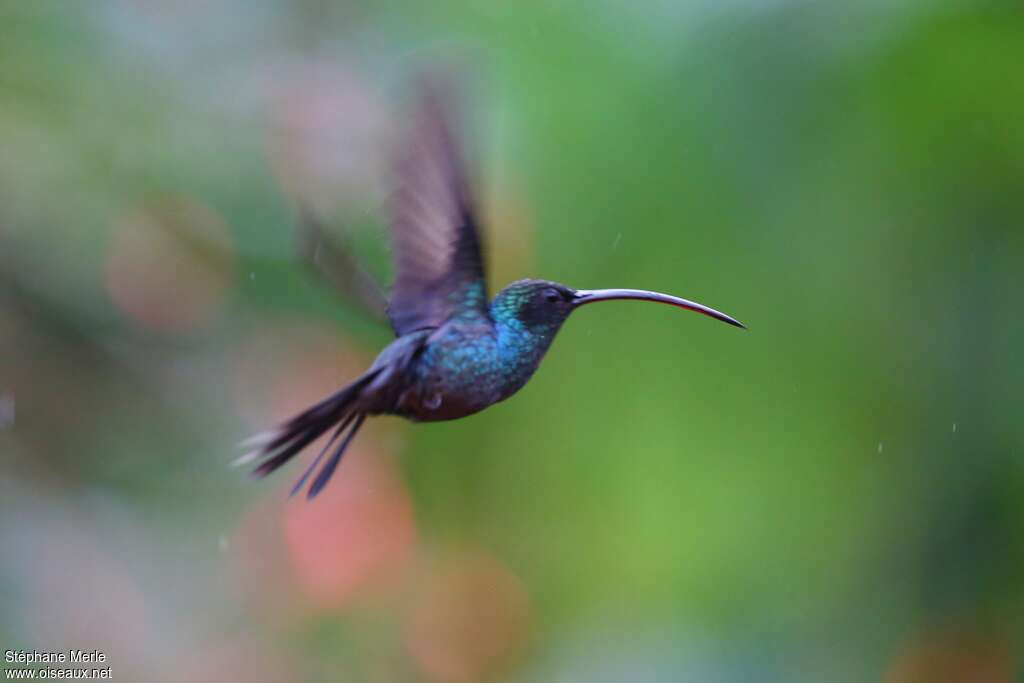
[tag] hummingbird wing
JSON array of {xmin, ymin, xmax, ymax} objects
[
  {"xmin": 387, "ymin": 80, "xmax": 488, "ymax": 336},
  {"xmin": 294, "ymin": 208, "xmax": 389, "ymax": 321}
]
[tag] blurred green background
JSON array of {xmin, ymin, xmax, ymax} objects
[{"xmin": 2, "ymin": 1, "xmax": 1023, "ymax": 681}]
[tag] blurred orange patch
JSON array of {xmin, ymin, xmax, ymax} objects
[
  {"xmin": 231, "ymin": 318, "xmax": 414, "ymax": 609},
  {"xmin": 886, "ymin": 622, "xmax": 1015, "ymax": 683},
  {"xmin": 406, "ymin": 551, "xmax": 531, "ymax": 683}
]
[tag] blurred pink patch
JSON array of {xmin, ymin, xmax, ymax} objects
[
  {"xmin": 179, "ymin": 638, "xmax": 292, "ymax": 683},
  {"xmin": 104, "ymin": 197, "xmax": 236, "ymax": 333},
  {"xmin": 266, "ymin": 62, "xmax": 390, "ymax": 215},
  {"xmin": 406, "ymin": 551, "xmax": 532, "ymax": 683},
  {"xmin": 284, "ymin": 440, "xmax": 417, "ymax": 609}
]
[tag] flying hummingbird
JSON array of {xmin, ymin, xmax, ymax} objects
[{"xmin": 239, "ymin": 82, "xmax": 744, "ymax": 499}]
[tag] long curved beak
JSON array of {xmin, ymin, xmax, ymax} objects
[{"xmin": 573, "ymin": 288, "xmax": 746, "ymax": 329}]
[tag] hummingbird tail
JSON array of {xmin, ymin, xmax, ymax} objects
[{"xmin": 238, "ymin": 369, "xmax": 380, "ymax": 499}]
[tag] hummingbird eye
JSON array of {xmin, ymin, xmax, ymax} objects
[{"xmin": 543, "ymin": 288, "xmax": 561, "ymax": 303}]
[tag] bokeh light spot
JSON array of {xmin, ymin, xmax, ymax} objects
[
  {"xmin": 406, "ymin": 551, "xmax": 531, "ymax": 683},
  {"xmin": 284, "ymin": 440, "xmax": 417, "ymax": 609},
  {"xmin": 104, "ymin": 196, "xmax": 236, "ymax": 333}
]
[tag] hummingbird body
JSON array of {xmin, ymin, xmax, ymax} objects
[
  {"xmin": 398, "ymin": 323, "xmax": 511, "ymax": 421},
  {"xmin": 368, "ymin": 279, "xmax": 569, "ymax": 422},
  {"xmin": 240, "ymin": 81, "xmax": 744, "ymax": 499}
]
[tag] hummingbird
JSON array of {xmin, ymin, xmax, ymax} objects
[{"xmin": 239, "ymin": 82, "xmax": 744, "ymax": 499}]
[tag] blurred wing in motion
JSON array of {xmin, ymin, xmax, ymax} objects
[
  {"xmin": 294, "ymin": 208, "xmax": 389, "ymax": 322},
  {"xmin": 387, "ymin": 79, "xmax": 488, "ymax": 336}
]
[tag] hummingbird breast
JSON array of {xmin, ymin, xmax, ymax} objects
[{"xmin": 392, "ymin": 319, "xmax": 549, "ymax": 422}]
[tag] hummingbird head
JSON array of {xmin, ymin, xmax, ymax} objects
[
  {"xmin": 492, "ymin": 278, "xmax": 745, "ymax": 335},
  {"xmin": 491, "ymin": 279, "xmax": 577, "ymax": 336}
]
